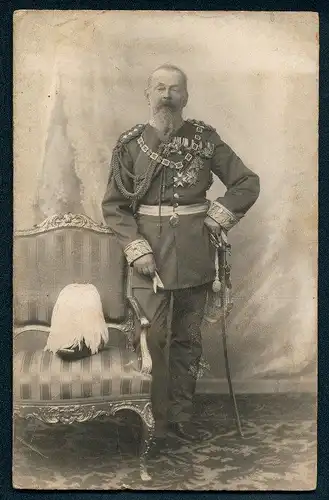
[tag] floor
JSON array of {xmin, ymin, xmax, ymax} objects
[{"xmin": 13, "ymin": 393, "xmax": 316, "ymax": 491}]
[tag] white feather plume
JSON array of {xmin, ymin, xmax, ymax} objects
[{"xmin": 45, "ymin": 283, "xmax": 109, "ymax": 355}]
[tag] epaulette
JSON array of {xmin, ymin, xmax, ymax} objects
[
  {"xmin": 117, "ymin": 123, "xmax": 146, "ymax": 147},
  {"xmin": 186, "ymin": 118, "xmax": 216, "ymax": 132}
]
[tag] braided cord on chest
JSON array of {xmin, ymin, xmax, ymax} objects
[
  {"xmin": 111, "ymin": 119, "xmax": 215, "ymax": 202},
  {"xmin": 111, "ymin": 128, "xmax": 167, "ymax": 203}
]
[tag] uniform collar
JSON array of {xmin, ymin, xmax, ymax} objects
[{"xmin": 147, "ymin": 119, "xmax": 186, "ymax": 138}]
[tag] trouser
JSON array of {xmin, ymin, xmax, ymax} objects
[{"xmin": 133, "ymin": 283, "xmax": 209, "ymax": 428}]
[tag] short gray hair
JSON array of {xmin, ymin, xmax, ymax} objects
[{"xmin": 147, "ymin": 64, "xmax": 188, "ymax": 91}]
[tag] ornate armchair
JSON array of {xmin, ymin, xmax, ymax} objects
[{"xmin": 13, "ymin": 213, "xmax": 155, "ymax": 482}]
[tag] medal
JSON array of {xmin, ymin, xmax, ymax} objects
[{"xmin": 169, "ymin": 213, "xmax": 180, "ymax": 227}]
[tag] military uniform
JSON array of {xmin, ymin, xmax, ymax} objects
[{"xmin": 102, "ymin": 119, "xmax": 260, "ymax": 429}]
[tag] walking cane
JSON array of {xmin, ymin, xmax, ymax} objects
[{"xmin": 211, "ymin": 233, "xmax": 244, "ymax": 438}]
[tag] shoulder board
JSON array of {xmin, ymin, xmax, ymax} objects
[
  {"xmin": 186, "ymin": 119, "xmax": 216, "ymax": 132},
  {"xmin": 117, "ymin": 123, "xmax": 146, "ymax": 146}
]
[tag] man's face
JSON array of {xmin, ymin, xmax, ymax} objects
[{"xmin": 146, "ymin": 69, "xmax": 188, "ymax": 113}]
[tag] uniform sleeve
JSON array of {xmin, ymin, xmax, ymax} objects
[
  {"xmin": 207, "ymin": 131, "xmax": 260, "ymax": 230},
  {"xmin": 101, "ymin": 144, "xmax": 153, "ymax": 265}
]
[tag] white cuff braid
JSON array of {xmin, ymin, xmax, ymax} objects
[
  {"xmin": 124, "ymin": 239, "xmax": 153, "ymax": 265},
  {"xmin": 207, "ymin": 201, "xmax": 239, "ymax": 231}
]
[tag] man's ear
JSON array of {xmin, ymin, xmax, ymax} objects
[
  {"xmin": 182, "ymin": 91, "xmax": 189, "ymax": 108},
  {"xmin": 144, "ymin": 87, "xmax": 150, "ymax": 102}
]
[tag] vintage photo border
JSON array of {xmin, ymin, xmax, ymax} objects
[{"xmin": 2, "ymin": 1, "xmax": 328, "ymax": 499}]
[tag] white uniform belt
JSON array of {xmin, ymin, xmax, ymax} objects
[{"xmin": 137, "ymin": 203, "xmax": 209, "ymax": 216}]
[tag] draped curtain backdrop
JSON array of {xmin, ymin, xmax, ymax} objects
[{"xmin": 14, "ymin": 11, "xmax": 318, "ymax": 390}]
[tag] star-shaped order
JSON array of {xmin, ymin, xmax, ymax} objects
[
  {"xmin": 174, "ymin": 171, "xmax": 185, "ymax": 187},
  {"xmin": 184, "ymin": 171, "xmax": 198, "ymax": 186}
]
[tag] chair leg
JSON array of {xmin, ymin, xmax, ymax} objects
[{"xmin": 139, "ymin": 403, "xmax": 155, "ymax": 482}]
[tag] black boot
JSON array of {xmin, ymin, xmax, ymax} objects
[
  {"xmin": 150, "ymin": 436, "xmax": 169, "ymax": 456},
  {"xmin": 168, "ymin": 421, "xmax": 203, "ymax": 441}
]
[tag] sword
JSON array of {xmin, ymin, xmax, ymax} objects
[{"xmin": 210, "ymin": 232, "xmax": 244, "ymax": 438}]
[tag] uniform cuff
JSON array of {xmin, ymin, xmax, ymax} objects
[
  {"xmin": 207, "ymin": 201, "xmax": 239, "ymax": 231},
  {"xmin": 124, "ymin": 239, "xmax": 153, "ymax": 265}
]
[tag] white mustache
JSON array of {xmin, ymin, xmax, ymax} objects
[{"xmin": 155, "ymin": 99, "xmax": 176, "ymax": 110}]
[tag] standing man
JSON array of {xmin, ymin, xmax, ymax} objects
[{"xmin": 102, "ymin": 64, "xmax": 260, "ymax": 443}]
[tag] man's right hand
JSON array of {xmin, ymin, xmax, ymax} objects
[{"xmin": 133, "ymin": 253, "xmax": 157, "ymax": 277}]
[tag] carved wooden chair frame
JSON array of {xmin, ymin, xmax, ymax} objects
[{"xmin": 13, "ymin": 213, "xmax": 156, "ymax": 482}]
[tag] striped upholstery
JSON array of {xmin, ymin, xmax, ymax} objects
[
  {"xmin": 13, "ymin": 221, "xmax": 152, "ymax": 406},
  {"xmin": 13, "ymin": 346, "xmax": 151, "ymax": 402},
  {"xmin": 14, "ymin": 227, "xmax": 127, "ymax": 325}
]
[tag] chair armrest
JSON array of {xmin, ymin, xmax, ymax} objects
[
  {"xmin": 126, "ymin": 294, "xmax": 152, "ymax": 375},
  {"xmin": 13, "ymin": 321, "xmax": 134, "ymax": 353},
  {"xmin": 14, "ymin": 325, "xmax": 50, "ymax": 338},
  {"xmin": 127, "ymin": 296, "xmax": 150, "ymax": 329},
  {"xmin": 125, "ymin": 268, "xmax": 153, "ymax": 375},
  {"xmin": 13, "ymin": 325, "xmax": 50, "ymax": 353}
]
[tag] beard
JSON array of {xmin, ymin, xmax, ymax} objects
[{"xmin": 152, "ymin": 102, "xmax": 176, "ymax": 140}]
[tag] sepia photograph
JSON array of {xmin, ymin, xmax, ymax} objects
[{"xmin": 13, "ymin": 10, "xmax": 318, "ymax": 490}]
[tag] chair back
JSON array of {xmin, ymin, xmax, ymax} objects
[{"xmin": 13, "ymin": 213, "xmax": 127, "ymax": 326}]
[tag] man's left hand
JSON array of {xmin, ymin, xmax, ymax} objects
[{"xmin": 204, "ymin": 216, "xmax": 222, "ymax": 235}]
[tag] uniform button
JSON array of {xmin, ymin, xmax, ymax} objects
[
  {"xmin": 173, "ymin": 193, "xmax": 180, "ymax": 199},
  {"xmin": 173, "ymin": 203, "xmax": 179, "ymax": 208}
]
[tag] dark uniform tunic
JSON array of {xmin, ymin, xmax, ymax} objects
[{"xmin": 102, "ymin": 119, "xmax": 260, "ymax": 427}]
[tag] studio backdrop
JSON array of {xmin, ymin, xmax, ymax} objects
[{"xmin": 13, "ymin": 11, "xmax": 318, "ymax": 392}]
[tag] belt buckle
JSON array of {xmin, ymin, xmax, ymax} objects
[{"xmin": 169, "ymin": 213, "xmax": 179, "ymax": 227}]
